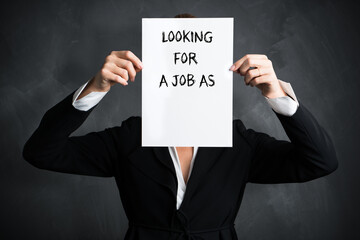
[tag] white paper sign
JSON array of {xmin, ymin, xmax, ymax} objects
[{"xmin": 142, "ymin": 18, "xmax": 233, "ymax": 147}]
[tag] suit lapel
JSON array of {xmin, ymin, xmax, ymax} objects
[
  {"xmin": 153, "ymin": 147, "xmax": 177, "ymax": 179},
  {"xmin": 128, "ymin": 147, "xmax": 178, "ymax": 200},
  {"xmin": 179, "ymin": 146, "xmax": 226, "ymax": 210}
]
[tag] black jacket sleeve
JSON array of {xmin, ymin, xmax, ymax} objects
[
  {"xmin": 22, "ymin": 90, "xmax": 138, "ymax": 177},
  {"xmin": 239, "ymin": 103, "xmax": 338, "ymax": 184}
]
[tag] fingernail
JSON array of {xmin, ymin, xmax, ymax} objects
[
  {"xmin": 229, "ymin": 65, "xmax": 235, "ymax": 71},
  {"xmin": 139, "ymin": 62, "xmax": 143, "ymax": 69},
  {"xmin": 125, "ymin": 81, "xmax": 128, "ymax": 85}
]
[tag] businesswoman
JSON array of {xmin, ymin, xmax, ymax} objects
[{"xmin": 23, "ymin": 47, "xmax": 338, "ymax": 239}]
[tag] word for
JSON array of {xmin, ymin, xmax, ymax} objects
[
  {"xmin": 174, "ymin": 52, "xmax": 198, "ymax": 65},
  {"xmin": 162, "ymin": 30, "xmax": 213, "ymax": 43},
  {"xmin": 159, "ymin": 74, "xmax": 215, "ymax": 88}
]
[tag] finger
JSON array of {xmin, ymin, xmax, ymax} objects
[
  {"xmin": 106, "ymin": 54, "xmax": 138, "ymax": 80},
  {"xmin": 244, "ymin": 67, "xmax": 273, "ymax": 85},
  {"xmin": 238, "ymin": 58, "xmax": 272, "ymax": 76},
  {"xmin": 101, "ymin": 68, "xmax": 128, "ymax": 86},
  {"xmin": 115, "ymin": 59, "xmax": 137, "ymax": 81},
  {"xmin": 230, "ymin": 54, "xmax": 268, "ymax": 72},
  {"xmin": 248, "ymin": 75, "xmax": 270, "ymax": 87},
  {"xmin": 111, "ymin": 50, "xmax": 143, "ymax": 70},
  {"xmin": 107, "ymin": 62, "xmax": 131, "ymax": 82}
]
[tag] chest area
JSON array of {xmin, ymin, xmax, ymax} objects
[{"xmin": 174, "ymin": 147, "xmax": 194, "ymax": 184}]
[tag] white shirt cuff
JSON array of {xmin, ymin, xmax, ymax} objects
[
  {"xmin": 265, "ymin": 80, "xmax": 299, "ymax": 117},
  {"xmin": 72, "ymin": 80, "xmax": 108, "ymax": 111}
]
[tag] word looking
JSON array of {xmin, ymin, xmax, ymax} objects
[{"xmin": 162, "ymin": 30, "xmax": 213, "ymax": 43}]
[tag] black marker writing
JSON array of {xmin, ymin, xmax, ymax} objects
[
  {"xmin": 174, "ymin": 52, "xmax": 198, "ymax": 65},
  {"xmin": 162, "ymin": 30, "xmax": 213, "ymax": 43},
  {"xmin": 172, "ymin": 74, "xmax": 195, "ymax": 87},
  {"xmin": 159, "ymin": 28, "xmax": 215, "ymax": 88},
  {"xmin": 199, "ymin": 74, "xmax": 215, "ymax": 87},
  {"xmin": 159, "ymin": 74, "xmax": 215, "ymax": 88}
]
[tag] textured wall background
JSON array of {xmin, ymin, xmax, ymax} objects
[{"xmin": 1, "ymin": 0, "xmax": 359, "ymax": 239}]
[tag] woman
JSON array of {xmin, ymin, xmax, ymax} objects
[{"xmin": 23, "ymin": 13, "xmax": 338, "ymax": 240}]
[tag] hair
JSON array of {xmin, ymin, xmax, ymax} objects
[{"xmin": 174, "ymin": 13, "xmax": 196, "ymax": 18}]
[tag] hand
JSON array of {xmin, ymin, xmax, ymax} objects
[
  {"xmin": 229, "ymin": 54, "xmax": 286, "ymax": 98},
  {"xmin": 93, "ymin": 50, "xmax": 143, "ymax": 91},
  {"xmin": 76, "ymin": 51, "xmax": 143, "ymax": 100}
]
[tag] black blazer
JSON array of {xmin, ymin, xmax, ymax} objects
[{"xmin": 23, "ymin": 90, "xmax": 338, "ymax": 240}]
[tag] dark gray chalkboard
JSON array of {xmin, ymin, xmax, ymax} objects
[{"xmin": 1, "ymin": 0, "xmax": 359, "ymax": 239}]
